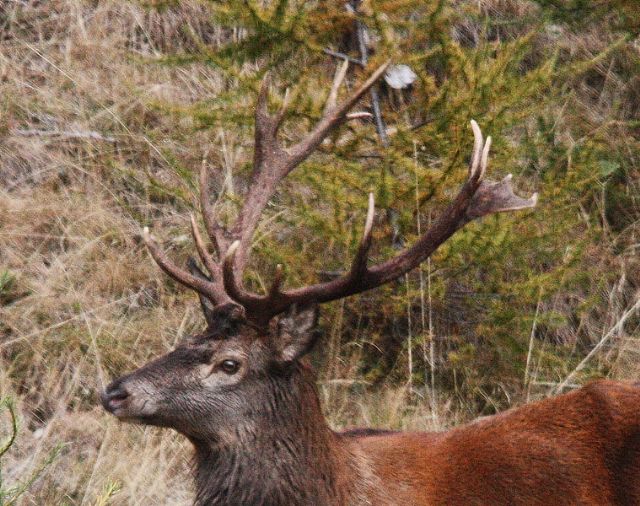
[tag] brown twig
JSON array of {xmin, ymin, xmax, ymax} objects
[{"xmin": 13, "ymin": 128, "xmax": 116, "ymax": 143}]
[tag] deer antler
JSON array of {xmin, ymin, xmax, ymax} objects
[
  {"xmin": 222, "ymin": 120, "xmax": 537, "ymax": 324},
  {"xmin": 143, "ymin": 60, "xmax": 392, "ymax": 317},
  {"xmin": 143, "ymin": 56, "xmax": 536, "ymax": 327}
]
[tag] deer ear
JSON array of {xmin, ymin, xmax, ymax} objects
[
  {"xmin": 187, "ymin": 257, "xmax": 218, "ymax": 326},
  {"xmin": 276, "ymin": 304, "xmax": 320, "ymax": 362}
]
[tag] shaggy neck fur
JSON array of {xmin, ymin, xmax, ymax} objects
[{"xmin": 190, "ymin": 364, "xmax": 367, "ymax": 506}]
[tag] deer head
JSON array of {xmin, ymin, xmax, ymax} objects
[{"xmin": 101, "ymin": 60, "xmax": 537, "ymax": 448}]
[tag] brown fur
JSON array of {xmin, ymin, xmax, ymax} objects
[{"xmin": 347, "ymin": 379, "xmax": 640, "ymax": 505}]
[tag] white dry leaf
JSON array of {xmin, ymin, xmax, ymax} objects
[
  {"xmin": 384, "ymin": 64, "xmax": 417, "ymax": 89},
  {"xmin": 172, "ymin": 234, "xmax": 190, "ymax": 246}
]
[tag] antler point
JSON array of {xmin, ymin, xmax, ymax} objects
[
  {"xmin": 365, "ymin": 193, "xmax": 375, "ymax": 231},
  {"xmin": 480, "ymin": 136, "xmax": 492, "ymax": 179},
  {"xmin": 225, "ymin": 240, "xmax": 240, "ymax": 262}
]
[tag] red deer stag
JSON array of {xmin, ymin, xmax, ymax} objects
[{"xmin": 101, "ymin": 61, "xmax": 640, "ymax": 505}]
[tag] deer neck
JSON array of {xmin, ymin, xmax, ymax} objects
[{"xmin": 190, "ymin": 363, "xmax": 366, "ymax": 506}]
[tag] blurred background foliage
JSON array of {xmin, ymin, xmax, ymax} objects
[{"xmin": 1, "ymin": 0, "xmax": 640, "ymax": 502}]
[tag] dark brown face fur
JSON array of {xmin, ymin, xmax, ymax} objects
[{"xmin": 101, "ymin": 304, "xmax": 319, "ymax": 442}]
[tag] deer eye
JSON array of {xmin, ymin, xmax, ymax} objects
[{"xmin": 219, "ymin": 359, "xmax": 240, "ymax": 375}]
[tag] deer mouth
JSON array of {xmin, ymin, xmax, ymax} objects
[
  {"xmin": 103, "ymin": 398, "xmax": 159, "ymax": 426},
  {"xmin": 105, "ymin": 396, "xmax": 127, "ymax": 413}
]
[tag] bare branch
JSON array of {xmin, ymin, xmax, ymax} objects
[
  {"xmin": 323, "ymin": 48, "xmax": 363, "ymax": 66},
  {"xmin": 325, "ymin": 59, "xmax": 350, "ymax": 115},
  {"xmin": 13, "ymin": 128, "xmax": 116, "ymax": 143}
]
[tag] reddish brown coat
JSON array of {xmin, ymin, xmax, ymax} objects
[{"xmin": 345, "ymin": 380, "xmax": 640, "ymax": 505}]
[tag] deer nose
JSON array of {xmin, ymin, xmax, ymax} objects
[{"xmin": 101, "ymin": 382, "xmax": 130, "ymax": 413}]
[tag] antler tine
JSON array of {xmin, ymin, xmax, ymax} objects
[
  {"xmin": 190, "ymin": 214, "xmax": 221, "ymax": 282},
  {"xmin": 254, "ymin": 72, "xmax": 291, "ymax": 147},
  {"xmin": 285, "ymin": 60, "xmax": 391, "ymax": 173},
  {"xmin": 228, "ymin": 60, "xmax": 391, "ymax": 276},
  {"xmin": 268, "ymin": 264, "xmax": 285, "ymax": 298},
  {"xmin": 350, "ymin": 192, "xmax": 375, "ymax": 276},
  {"xmin": 143, "ymin": 227, "xmax": 225, "ymax": 304},
  {"xmin": 469, "ymin": 119, "xmax": 483, "ymax": 179},
  {"xmin": 479, "ymin": 135, "xmax": 492, "ymax": 181},
  {"xmin": 199, "ymin": 162, "xmax": 228, "ymax": 256},
  {"xmin": 222, "ymin": 240, "xmax": 254, "ymax": 304},
  {"xmin": 222, "ymin": 239, "xmax": 291, "ymax": 324},
  {"xmin": 274, "ymin": 88, "xmax": 291, "ymax": 127},
  {"xmin": 256, "ymin": 72, "xmax": 272, "ymax": 120}
]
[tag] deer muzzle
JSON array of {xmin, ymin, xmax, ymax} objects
[
  {"xmin": 101, "ymin": 376, "xmax": 159, "ymax": 421},
  {"xmin": 101, "ymin": 381, "xmax": 130, "ymax": 415}
]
